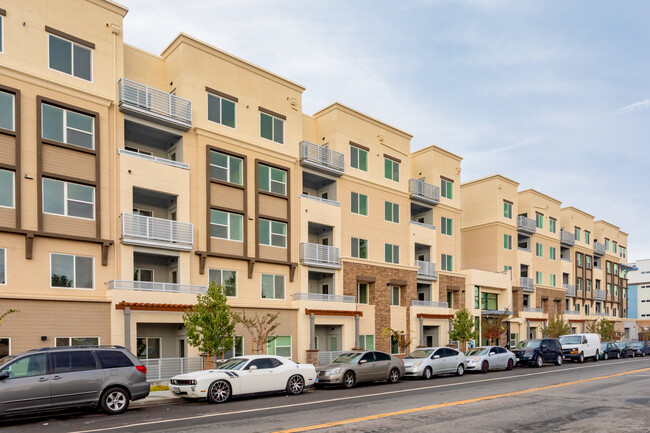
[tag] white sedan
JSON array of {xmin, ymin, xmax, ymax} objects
[
  {"xmin": 465, "ymin": 346, "xmax": 517, "ymax": 373},
  {"xmin": 403, "ymin": 347, "xmax": 466, "ymax": 379},
  {"xmin": 169, "ymin": 355, "xmax": 317, "ymax": 403}
]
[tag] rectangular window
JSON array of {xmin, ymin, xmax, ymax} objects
[
  {"xmin": 0, "ymin": 90, "xmax": 15, "ymax": 131},
  {"xmin": 55, "ymin": 337, "xmax": 99, "ymax": 347},
  {"xmin": 549, "ymin": 218, "xmax": 556, "ymax": 233},
  {"xmin": 210, "ymin": 210, "xmax": 243, "ymax": 241},
  {"xmin": 441, "ymin": 178, "xmax": 453, "ymax": 199},
  {"xmin": 536, "ymin": 271, "xmax": 543, "ymax": 285},
  {"xmin": 503, "ymin": 234, "xmax": 512, "ymax": 250},
  {"xmin": 535, "ymin": 213, "xmax": 543, "ymax": 229},
  {"xmin": 351, "ymin": 192, "xmax": 368, "ymax": 216},
  {"xmin": 504, "ymin": 265, "xmax": 512, "ymax": 279},
  {"xmin": 536, "ymin": 243, "xmax": 543, "ymax": 257},
  {"xmin": 614, "ymin": 263, "xmax": 619, "ymax": 275},
  {"xmin": 384, "ymin": 158, "xmax": 399, "ymax": 182},
  {"xmin": 480, "ymin": 292, "xmax": 498, "ymax": 310},
  {"xmin": 261, "ymin": 274, "xmax": 285, "ymax": 299},
  {"xmin": 42, "ymin": 104, "xmax": 95, "ymax": 150},
  {"xmin": 390, "ymin": 286, "xmax": 400, "ymax": 306},
  {"xmin": 385, "ymin": 244, "xmax": 400, "ymax": 264},
  {"xmin": 351, "ymin": 238, "xmax": 368, "ymax": 259},
  {"xmin": 0, "ymin": 169, "xmax": 14, "ymax": 208},
  {"xmin": 357, "ymin": 283, "xmax": 369, "ymax": 304},
  {"xmin": 474, "ymin": 286, "xmax": 480, "ymax": 309},
  {"xmin": 133, "ymin": 268, "xmax": 153, "ymax": 282},
  {"xmin": 441, "ymin": 217, "xmax": 453, "ymax": 236},
  {"xmin": 607, "ymin": 283, "xmax": 611, "ymax": 295},
  {"xmin": 210, "ymin": 151, "xmax": 243, "ymax": 185},
  {"xmin": 0, "ymin": 248, "xmax": 5, "ymax": 285},
  {"xmin": 606, "ymin": 261, "xmax": 612, "ymax": 273},
  {"xmin": 585, "ymin": 304, "xmax": 590, "ymax": 316},
  {"xmin": 586, "ymin": 255, "xmax": 592, "ymax": 269},
  {"xmin": 350, "ymin": 145, "xmax": 368, "ymax": 171},
  {"xmin": 549, "ymin": 246, "xmax": 556, "ymax": 260},
  {"xmin": 550, "ymin": 274, "xmax": 556, "ymax": 287},
  {"xmin": 359, "ymin": 335, "xmax": 374, "ymax": 350},
  {"xmin": 503, "ymin": 201, "xmax": 512, "ymax": 219},
  {"xmin": 260, "ymin": 112, "xmax": 284, "ymax": 144},
  {"xmin": 384, "ymin": 201, "xmax": 400, "ymax": 223},
  {"xmin": 441, "ymin": 254, "xmax": 453, "ymax": 271},
  {"xmin": 267, "ymin": 335, "xmax": 291, "ymax": 358},
  {"xmin": 51, "ymin": 253, "xmax": 93, "ymax": 289},
  {"xmin": 0, "ymin": 337, "xmax": 9, "ymax": 357},
  {"xmin": 586, "ymin": 280, "xmax": 592, "ymax": 292},
  {"xmin": 43, "ymin": 178, "xmax": 95, "ymax": 219},
  {"xmin": 576, "ymin": 252, "xmax": 583, "ymax": 267},
  {"xmin": 605, "ymin": 239, "xmax": 610, "ymax": 251},
  {"xmin": 259, "ymin": 219, "xmax": 287, "ymax": 248},
  {"xmin": 585, "ymin": 231, "xmax": 590, "ymax": 245},
  {"xmin": 136, "ymin": 337, "xmax": 160, "ymax": 359},
  {"xmin": 208, "ymin": 269, "xmax": 237, "ymax": 297},
  {"xmin": 577, "ymin": 278, "xmax": 583, "ymax": 291},
  {"xmin": 575, "ymin": 227, "xmax": 581, "ymax": 242},
  {"xmin": 613, "ymin": 241, "xmax": 617, "ymax": 253},
  {"xmin": 48, "ymin": 34, "xmax": 92, "ymax": 81},
  {"xmin": 576, "ymin": 303, "xmax": 581, "ymax": 313},
  {"xmin": 258, "ymin": 164, "xmax": 287, "ymax": 195},
  {"xmin": 447, "ymin": 291, "xmax": 454, "ymax": 309},
  {"xmin": 207, "ymin": 93, "xmax": 236, "ymax": 128}
]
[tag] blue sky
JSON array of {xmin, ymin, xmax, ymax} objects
[{"xmin": 123, "ymin": 0, "xmax": 650, "ymax": 262}]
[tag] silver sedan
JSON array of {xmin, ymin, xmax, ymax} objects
[
  {"xmin": 465, "ymin": 346, "xmax": 517, "ymax": 373},
  {"xmin": 315, "ymin": 351, "xmax": 405, "ymax": 388},
  {"xmin": 403, "ymin": 347, "xmax": 466, "ymax": 379}
]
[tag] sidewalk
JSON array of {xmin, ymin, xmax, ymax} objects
[{"xmin": 133, "ymin": 390, "xmax": 178, "ymax": 407}]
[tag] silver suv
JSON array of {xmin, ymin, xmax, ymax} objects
[{"xmin": 0, "ymin": 345, "xmax": 149, "ymax": 417}]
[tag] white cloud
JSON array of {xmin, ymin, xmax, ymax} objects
[{"xmin": 615, "ymin": 98, "xmax": 650, "ymax": 114}]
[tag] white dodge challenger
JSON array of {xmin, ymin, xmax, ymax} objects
[{"xmin": 169, "ymin": 355, "xmax": 317, "ymax": 403}]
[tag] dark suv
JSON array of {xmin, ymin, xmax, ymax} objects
[
  {"xmin": 512, "ymin": 339, "xmax": 564, "ymax": 367},
  {"xmin": 0, "ymin": 345, "xmax": 149, "ymax": 417}
]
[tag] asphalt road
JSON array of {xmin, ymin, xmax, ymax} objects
[{"xmin": 2, "ymin": 357, "xmax": 649, "ymax": 433}]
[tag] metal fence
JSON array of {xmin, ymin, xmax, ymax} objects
[
  {"xmin": 416, "ymin": 260, "xmax": 437, "ymax": 278},
  {"xmin": 299, "ymin": 141, "xmax": 345, "ymax": 174},
  {"xmin": 560, "ymin": 230, "xmax": 575, "ymax": 245},
  {"xmin": 564, "ymin": 284, "xmax": 576, "ymax": 297},
  {"xmin": 517, "ymin": 216, "xmax": 536, "ymax": 233},
  {"xmin": 122, "ymin": 213, "xmax": 193, "ymax": 248},
  {"xmin": 141, "ymin": 357, "xmax": 203, "ymax": 381},
  {"xmin": 292, "ymin": 293, "xmax": 355, "ymax": 303},
  {"xmin": 300, "ymin": 242, "xmax": 340, "ymax": 266},
  {"xmin": 318, "ymin": 351, "xmax": 344, "ymax": 365},
  {"xmin": 523, "ymin": 307, "xmax": 543, "ymax": 313},
  {"xmin": 119, "ymin": 78, "xmax": 192, "ymax": 125},
  {"xmin": 520, "ymin": 277, "xmax": 534, "ymax": 292},
  {"xmin": 108, "ymin": 280, "xmax": 207, "ymax": 294},
  {"xmin": 299, "ymin": 193, "xmax": 341, "ymax": 207},
  {"xmin": 409, "ymin": 179, "xmax": 440, "ymax": 204},
  {"xmin": 411, "ymin": 300, "xmax": 448, "ymax": 308}
]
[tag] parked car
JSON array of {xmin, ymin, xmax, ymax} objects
[
  {"xmin": 512, "ymin": 339, "xmax": 564, "ymax": 367},
  {"xmin": 169, "ymin": 355, "xmax": 316, "ymax": 403},
  {"xmin": 599, "ymin": 342, "xmax": 622, "ymax": 360},
  {"xmin": 0, "ymin": 345, "xmax": 149, "ymax": 417},
  {"xmin": 614, "ymin": 342, "xmax": 635, "ymax": 358},
  {"xmin": 403, "ymin": 347, "xmax": 466, "ymax": 379},
  {"xmin": 315, "ymin": 351, "xmax": 405, "ymax": 388},
  {"xmin": 629, "ymin": 342, "xmax": 649, "ymax": 357},
  {"xmin": 559, "ymin": 333, "xmax": 601, "ymax": 362},
  {"xmin": 464, "ymin": 346, "xmax": 517, "ymax": 373}
]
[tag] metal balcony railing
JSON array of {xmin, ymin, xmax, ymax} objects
[
  {"xmin": 594, "ymin": 289, "xmax": 606, "ymax": 300},
  {"xmin": 108, "ymin": 280, "xmax": 207, "ymax": 294},
  {"xmin": 517, "ymin": 216, "xmax": 536, "ymax": 234},
  {"xmin": 520, "ymin": 277, "xmax": 534, "ymax": 292},
  {"xmin": 563, "ymin": 310, "xmax": 580, "ymax": 315},
  {"xmin": 523, "ymin": 307, "xmax": 543, "ymax": 313},
  {"xmin": 409, "ymin": 179, "xmax": 440, "ymax": 205},
  {"xmin": 292, "ymin": 293, "xmax": 355, "ymax": 303},
  {"xmin": 560, "ymin": 230, "xmax": 575, "ymax": 246},
  {"xmin": 594, "ymin": 311, "xmax": 608, "ymax": 317},
  {"xmin": 593, "ymin": 242, "xmax": 606, "ymax": 256},
  {"xmin": 299, "ymin": 193, "xmax": 341, "ymax": 207},
  {"xmin": 121, "ymin": 213, "xmax": 193, "ymax": 250},
  {"xmin": 118, "ymin": 148, "xmax": 189, "ymax": 170},
  {"xmin": 299, "ymin": 242, "xmax": 341, "ymax": 268},
  {"xmin": 118, "ymin": 78, "xmax": 192, "ymax": 130},
  {"xmin": 409, "ymin": 220, "xmax": 436, "ymax": 230},
  {"xmin": 416, "ymin": 260, "xmax": 438, "ymax": 280},
  {"xmin": 411, "ymin": 300, "xmax": 448, "ymax": 308},
  {"xmin": 299, "ymin": 141, "xmax": 344, "ymax": 176},
  {"xmin": 564, "ymin": 284, "xmax": 576, "ymax": 297}
]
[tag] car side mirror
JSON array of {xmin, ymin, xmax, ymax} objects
[
  {"xmin": 248, "ymin": 365, "xmax": 257, "ymax": 371},
  {"xmin": 359, "ymin": 359, "xmax": 367, "ymax": 364},
  {"xmin": 433, "ymin": 355, "xmax": 440, "ymax": 359},
  {"xmin": 0, "ymin": 371, "xmax": 9, "ymax": 380}
]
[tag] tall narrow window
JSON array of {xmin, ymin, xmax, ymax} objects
[
  {"xmin": 207, "ymin": 92, "xmax": 236, "ymax": 128},
  {"xmin": 441, "ymin": 254, "xmax": 453, "ymax": 271},
  {"xmin": 549, "ymin": 246, "xmax": 556, "ymax": 260},
  {"xmin": 503, "ymin": 201, "xmax": 512, "ymax": 219},
  {"xmin": 584, "ymin": 231, "xmax": 590, "ymax": 245},
  {"xmin": 390, "ymin": 286, "xmax": 400, "ymax": 306},
  {"xmin": 258, "ymin": 164, "xmax": 286, "ymax": 195},
  {"xmin": 351, "ymin": 192, "xmax": 368, "ymax": 216},
  {"xmin": 536, "ymin": 243, "xmax": 543, "ymax": 257},
  {"xmin": 441, "ymin": 217, "xmax": 453, "ymax": 236},
  {"xmin": 384, "ymin": 201, "xmax": 400, "ymax": 223},
  {"xmin": 350, "ymin": 145, "xmax": 368, "ymax": 171},
  {"xmin": 536, "ymin": 271, "xmax": 543, "ymax": 285},
  {"xmin": 549, "ymin": 218, "xmax": 556, "ymax": 233},
  {"xmin": 441, "ymin": 178, "xmax": 453, "ymax": 199},
  {"xmin": 0, "ymin": 90, "xmax": 15, "ymax": 131},
  {"xmin": 357, "ymin": 283, "xmax": 369, "ymax": 304},
  {"xmin": 260, "ymin": 111, "xmax": 284, "ymax": 144},
  {"xmin": 0, "ymin": 169, "xmax": 14, "ymax": 208},
  {"xmin": 259, "ymin": 219, "xmax": 286, "ymax": 248},
  {"xmin": 384, "ymin": 244, "xmax": 399, "ymax": 264},
  {"xmin": 351, "ymin": 238, "xmax": 368, "ymax": 259},
  {"xmin": 48, "ymin": 34, "xmax": 92, "ymax": 81},
  {"xmin": 384, "ymin": 158, "xmax": 399, "ymax": 182},
  {"xmin": 210, "ymin": 151, "xmax": 243, "ymax": 185},
  {"xmin": 550, "ymin": 274, "xmax": 556, "ymax": 287},
  {"xmin": 575, "ymin": 227, "xmax": 581, "ymax": 242},
  {"xmin": 42, "ymin": 104, "xmax": 95, "ymax": 150},
  {"xmin": 503, "ymin": 234, "xmax": 512, "ymax": 250},
  {"xmin": 535, "ymin": 213, "xmax": 543, "ymax": 229}
]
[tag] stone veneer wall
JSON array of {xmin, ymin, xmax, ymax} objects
[
  {"xmin": 438, "ymin": 274, "xmax": 467, "ymax": 309},
  {"xmin": 535, "ymin": 287, "xmax": 566, "ymax": 317},
  {"xmin": 512, "ymin": 288, "xmax": 523, "ymax": 317}
]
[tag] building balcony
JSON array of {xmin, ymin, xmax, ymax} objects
[
  {"xmin": 560, "ymin": 230, "xmax": 575, "ymax": 246},
  {"xmin": 594, "ymin": 289, "xmax": 606, "ymax": 300},
  {"xmin": 517, "ymin": 216, "xmax": 536, "ymax": 234},
  {"xmin": 520, "ymin": 277, "xmax": 534, "ymax": 293},
  {"xmin": 594, "ymin": 311, "xmax": 608, "ymax": 317},
  {"xmin": 409, "ymin": 220, "xmax": 436, "ymax": 230},
  {"xmin": 523, "ymin": 307, "xmax": 543, "ymax": 313},
  {"xmin": 118, "ymin": 78, "xmax": 192, "ymax": 130},
  {"xmin": 299, "ymin": 193, "xmax": 340, "ymax": 207},
  {"xmin": 563, "ymin": 310, "xmax": 580, "ymax": 316},
  {"xmin": 108, "ymin": 280, "xmax": 206, "ymax": 294},
  {"xmin": 593, "ymin": 242, "xmax": 606, "ymax": 256},
  {"xmin": 409, "ymin": 179, "xmax": 440, "ymax": 206},
  {"xmin": 299, "ymin": 141, "xmax": 344, "ymax": 176},
  {"xmin": 292, "ymin": 293, "xmax": 355, "ymax": 303},
  {"xmin": 411, "ymin": 300, "xmax": 448, "ymax": 308},
  {"xmin": 121, "ymin": 213, "xmax": 193, "ymax": 250},
  {"xmin": 118, "ymin": 148, "xmax": 189, "ymax": 170},
  {"xmin": 299, "ymin": 242, "xmax": 341, "ymax": 269},
  {"xmin": 564, "ymin": 284, "xmax": 576, "ymax": 297},
  {"xmin": 416, "ymin": 260, "xmax": 438, "ymax": 281}
]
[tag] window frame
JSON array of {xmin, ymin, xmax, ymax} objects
[
  {"xmin": 133, "ymin": 268, "xmax": 154, "ymax": 282},
  {"xmin": 549, "ymin": 246, "xmax": 556, "ymax": 260},
  {"xmin": 260, "ymin": 273, "xmax": 285, "ymax": 300},
  {"xmin": 351, "ymin": 237, "xmax": 368, "ymax": 259},
  {"xmin": 536, "ymin": 243, "xmax": 543, "ymax": 257},
  {"xmin": 0, "ymin": 337, "xmax": 10, "ymax": 357},
  {"xmin": 0, "ymin": 247, "xmax": 6, "ymax": 286},
  {"xmin": 359, "ymin": 335, "xmax": 374, "ymax": 350},
  {"xmin": 258, "ymin": 218, "xmax": 287, "ymax": 248},
  {"xmin": 441, "ymin": 178, "xmax": 453, "ymax": 200},
  {"xmin": 549, "ymin": 218, "xmax": 556, "ymax": 233},
  {"xmin": 0, "ymin": 89, "xmax": 15, "ymax": 132},
  {"xmin": 441, "ymin": 253, "xmax": 453, "ymax": 271},
  {"xmin": 47, "ymin": 33, "xmax": 93, "ymax": 81},
  {"xmin": 260, "ymin": 111, "xmax": 284, "ymax": 144},
  {"xmin": 503, "ymin": 234, "xmax": 512, "ymax": 250},
  {"xmin": 42, "ymin": 178, "xmax": 96, "ymax": 221},
  {"xmin": 0, "ymin": 169, "xmax": 15, "ymax": 209},
  {"xmin": 575, "ymin": 227, "xmax": 581, "ymax": 242},
  {"xmin": 357, "ymin": 282, "xmax": 369, "ymax": 304},
  {"xmin": 208, "ymin": 269, "xmax": 238, "ymax": 297},
  {"xmin": 207, "ymin": 92, "xmax": 237, "ymax": 129},
  {"xmin": 267, "ymin": 335, "xmax": 292, "ymax": 359},
  {"xmin": 54, "ymin": 336, "xmax": 100, "ymax": 347},
  {"xmin": 384, "ymin": 201, "xmax": 400, "ymax": 223},
  {"xmin": 441, "ymin": 216, "xmax": 453, "ymax": 236},
  {"xmin": 390, "ymin": 286, "xmax": 400, "ymax": 306},
  {"xmin": 50, "ymin": 253, "xmax": 95, "ymax": 290},
  {"xmin": 209, "ymin": 150, "xmax": 243, "ymax": 186},
  {"xmin": 210, "ymin": 209, "xmax": 244, "ymax": 242},
  {"xmin": 41, "ymin": 103, "xmax": 95, "ymax": 150},
  {"xmin": 503, "ymin": 201, "xmax": 512, "ymax": 219},
  {"xmin": 350, "ymin": 145, "xmax": 368, "ymax": 172},
  {"xmin": 350, "ymin": 192, "xmax": 369, "ymax": 216},
  {"xmin": 550, "ymin": 274, "xmax": 556, "ymax": 287},
  {"xmin": 384, "ymin": 158, "xmax": 400, "ymax": 182},
  {"xmin": 384, "ymin": 243, "xmax": 400, "ymax": 264},
  {"xmin": 480, "ymin": 292, "xmax": 498, "ymax": 310},
  {"xmin": 535, "ymin": 213, "xmax": 543, "ymax": 229},
  {"xmin": 258, "ymin": 164, "xmax": 287, "ymax": 196},
  {"xmin": 136, "ymin": 337, "xmax": 161, "ymax": 359},
  {"xmin": 536, "ymin": 271, "xmax": 543, "ymax": 285}
]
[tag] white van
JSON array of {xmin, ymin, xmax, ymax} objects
[{"xmin": 559, "ymin": 333, "xmax": 601, "ymax": 362}]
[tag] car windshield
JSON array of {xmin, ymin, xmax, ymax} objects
[
  {"xmin": 515, "ymin": 340, "xmax": 541, "ymax": 349},
  {"xmin": 218, "ymin": 358, "xmax": 248, "ymax": 370},
  {"xmin": 331, "ymin": 353, "xmax": 362, "ymax": 364},
  {"xmin": 560, "ymin": 336, "xmax": 582, "ymax": 345},
  {"xmin": 630, "ymin": 342, "xmax": 644, "ymax": 349},
  {"xmin": 466, "ymin": 348, "xmax": 488, "ymax": 356},
  {"xmin": 615, "ymin": 343, "xmax": 626, "ymax": 349},
  {"xmin": 405, "ymin": 349, "xmax": 434, "ymax": 359}
]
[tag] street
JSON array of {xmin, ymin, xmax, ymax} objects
[{"xmin": 2, "ymin": 357, "xmax": 649, "ymax": 433}]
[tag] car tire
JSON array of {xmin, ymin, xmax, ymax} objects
[
  {"xmin": 100, "ymin": 387, "xmax": 130, "ymax": 415},
  {"xmin": 506, "ymin": 359, "xmax": 514, "ymax": 371},
  {"xmin": 388, "ymin": 368, "xmax": 400, "ymax": 384},
  {"xmin": 604, "ymin": 352, "xmax": 608, "ymax": 360},
  {"xmin": 594, "ymin": 350, "xmax": 599, "ymax": 362},
  {"xmin": 555, "ymin": 354, "xmax": 563, "ymax": 366},
  {"xmin": 286, "ymin": 375, "xmax": 305, "ymax": 396},
  {"xmin": 535, "ymin": 355, "xmax": 543, "ymax": 368},
  {"xmin": 481, "ymin": 361, "xmax": 489, "ymax": 374},
  {"xmin": 423, "ymin": 367, "xmax": 433, "ymax": 380},
  {"xmin": 342, "ymin": 371, "xmax": 356, "ymax": 389},
  {"xmin": 617, "ymin": 351, "xmax": 621, "ymax": 359},
  {"xmin": 207, "ymin": 380, "xmax": 231, "ymax": 404},
  {"xmin": 456, "ymin": 364, "xmax": 465, "ymax": 376},
  {"xmin": 578, "ymin": 352, "xmax": 585, "ymax": 363}
]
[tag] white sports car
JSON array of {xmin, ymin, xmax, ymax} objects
[{"xmin": 169, "ymin": 355, "xmax": 317, "ymax": 403}]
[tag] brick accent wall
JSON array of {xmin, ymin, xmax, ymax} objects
[
  {"xmin": 343, "ymin": 261, "xmax": 417, "ymax": 353},
  {"xmin": 535, "ymin": 287, "xmax": 565, "ymax": 317},
  {"xmin": 438, "ymin": 274, "xmax": 467, "ymax": 309},
  {"xmin": 512, "ymin": 288, "xmax": 523, "ymax": 317}
]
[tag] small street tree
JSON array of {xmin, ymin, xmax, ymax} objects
[
  {"xmin": 482, "ymin": 308, "xmax": 511, "ymax": 346},
  {"xmin": 234, "ymin": 310, "xmax": 281, "ymax": 354},
  {"xmin": 449, "ymin": 307, "xmax": 478, "ymax": 351},
  {"xmin": 597, "ymin": 318, "xmax": 616, "ymax": 342},
  {"xmin": 586, "ymin": 319, "xmax": 599, "ymax": 334},
  {"xmin": 541, "ymin": 314, "xmax": 571, "ymax": 338},
  {"xmin": 183, "ymin": 282, "xmax": 236, "ymax": 367},
  {"xmin": 381, "ymin": 327, "xmax": 414, "ymax": 355}
]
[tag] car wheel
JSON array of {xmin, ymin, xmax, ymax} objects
[
  {"xmin": 506, "ymin": 359, "xmax": 514, "ymax": 370},
  {"xmin": 286, "ymin": 375, "xmax": 305, "ymax": 395},
  {"xmin": 604, "ymin": 352, "xmax": 608, "ymax": 360},
  {"xmin": 342, "ymin": 371, "xmax": 356, "ymax": 389},
  {"xmin": 481, "ymin": 361, "xmax": 489, "ymax": 374},
  {"xmin": 535, "ymin": 355, "xmax": 543, "ymax": 368},
  {"xmin": 207, "ymin": 380, "xmax": 231, "ymax": 404},
  {"xmin": 578, "ymin": 352, "xmax": 585, "ymax": 363},
  {"xmin": 423, "ymin": 367, "xmax": 433, "ymax": 380},
  {"xmin": 100, "ymin": 387, "xmax": 130, "ymax": 415},
  {"xmin": 388, "ymin": 368, "xmax": 400, "ymax": 384},
  {"xmin": 456, "ymin": 364, "xmax": 465, "ymax": 376},
  {"xmin": 555, "ymin": 354, "xmax": 563, "ymax": 366},
  {"xmin": 594, "ymin": 350, "xmax": 599, "ymax": 361},
  {"xmin": 631, "ymin": 352, "xmax": 635, "ymax": 358},
  {"xmin": 617, "ymin": 351, "xmax": 621, "ymax": 359},
  {"xmin": 643, "ymin": 352, "xmax": 646, "ymax": 357}
]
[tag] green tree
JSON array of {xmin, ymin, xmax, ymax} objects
[
  {"xmin": 597, "ymin": 318, "xmax": 616, "ymax": 342},
  {"xmin": 183, "ymin": 282, "xmax": 236, "ymax": 367},
  {"xmin": 381, "ymin": 327, "xmax": 414, "ymax": 355},
  {"xmin": 449, "ymin": 307, "xmax": 478, "ymax": 351},
  {"xmin": 482, "ymin": 308, "xmax": 511, "ymax": 346},
  {"xmin": 234, "ymin": 310, "xmax": 281, "ymax": 354},
  {"xmin": 541, "ymin": 314, "xmax": 571, "ymax": 338}
]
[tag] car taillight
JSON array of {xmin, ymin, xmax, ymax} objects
[{"xmin": 136, "ymin": 365, "xmax": 147, "ymax": 375}]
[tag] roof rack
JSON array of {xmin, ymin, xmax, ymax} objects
[{"xmin": 28, "ymin": 345, "xmax": 126, "ymax": 352}]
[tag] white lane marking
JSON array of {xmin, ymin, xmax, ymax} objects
[{"xmin": 71, "ymin": 358, "xmax": 649, "ymax": 433}]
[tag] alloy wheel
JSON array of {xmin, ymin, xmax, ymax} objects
[
  {"xmin": 423, "ymin": 367, "xmax": 432, "ymax": 380},
  {"xmin": 456, "ymin": 364, "xmax": 464, "ymax": 376},
  {"xmin": 536, "ymin": 355, "xmax": 543, "ymax": 368},
  {"xmin": 604, "ymin": 352, "xmax": 608, "ymax": 360},
  {"xmin": 288, "ymin": 375, "xmax": 304, "ymax": 395},
  {"xmin": 209, "ymin": 380, "xmax": 231, "ymax": 403},
  {"xmin": 343, "ymin": 371, "xmax": 356, "ymax": 388},
  {"xmin": 481, "ymin": 361, "xmax": 489, "ymax": 374},
  {"xmin": 106, "ymin": 391, "xmax": 127, "ymax": 413},
  {"xmin": 556, "ymin": 354, "xmax": 563, "ymax": 365},
  {"xmin": 389, "ymin": 368, "xmax": 400, "ymax": 383}
]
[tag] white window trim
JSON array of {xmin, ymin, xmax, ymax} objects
[
  {"xmin": 0, "ymin": 169, "xmax": 14, "ymax": 209},
  {"xmin": 350, "ymin": 145, "xmax": 368, "ymax": 172},
  {"xmin": 259, "ymin": 219, "xmax": 287, "ymax": 248},
  {"xmin": 50, "ymin": 253, "xmax": 95, "ymax": 290},
  {"xmin": 208, "ymin": 269, "xmax": 238, "ymax": 298},
  {"xmin": 384, "ymin": 158, "xmax": 400, "ymax": 182},
  {"xmin": 384, "ymin": 201, "xmax": 400, "ymax": 224},
  {"xmin": 441, "ymin": 179, "xmax": 453, "ymax": 199},
  {"xmin": 442, "ymin": 216, "xmax": 453, "ymax": 236},
  {"xmin": 268, "ymin": 335, "xmax": 292, "ymax": 359},
  {"xmin": 0, "ymin": 247, "xmax": 5, "ymax": 285},
  {"xmin": 134, "ymin": 268, "xmax": 154, "ymax": 282},
  {"xmin": 350, "ymin": 192, "xmax": 369, "ymax": 217},
  {"xmin": 210, "ymin": 210, "xmax": 244, "ymax": 242},
  {"xmin": 259, "ymin": 164, "xmax": 287, "ymax": 196},
  {"xmin": 260, "ymin": 112, "xmax": 285, "ymax": 144},
  {"xmin": 260, "ymin": 273, "xmax": 285, "ymax": 300},
  {"xmin": 41, "ymin": 103, "xmax": 95, "ymax": 150},
  {"xmin": 137, "ymin": 337, "xmax": 161, "ymax": 359},
  {"xmin": 207, "ymin": 93, "xmax": 236, "ymax": 129},
  {"xmin": 351, "ymin": 237, "xmax": 368, "ymax": 259},
  {"xmin": 47, "ymin": 34, "xmax": 93, "ymax": 82},
  {"xmin": 504, "ymin": 234, "xmax": 512, "ymax": 250},
  {"xmin": 385, "ymin": 244, "xmax": 399, "ymax": 264},
  {"xmin": 54, "ymin": 336, "xmax": 100, "ymax": 347},
  {"xmin": 210, "ymin": 150, "xmax": 243, "ymax": 185},
  {"xmin": 42, "ymin": 178, "xmax": 96, "ymax": 220},
  {"xmin": 0, "ymin": 90, "xmax": 14, "ymax": 132}
]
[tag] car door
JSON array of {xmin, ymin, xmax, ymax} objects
[
  {"xmin": 49, "ymin": 350, "xmax": 104, "ymax": 408},
  {"xmin": 239, "ymin": 358, "xmax": 277, "ymax": 393},
  {"xmin": 443, "ymin": 349, "xmax": 458, "ymax": 373},
  {"xmin": 372, "ymin": 352, "xmax": 392, "ymax": 380},
  {"xmin": 268, "ymin": 358, "xmax": 289, "ymax": 391},
  {"xmin": 488, "ymin": 347, "xmax": 501, "ymax": 368},
  {"xmin": 356, "ymin": 352, "xmax": 376, "ymax": 381},
  {"xmin": 0, "ymin": 353, "xmax": 51, "ymax": 415},
  {"xmin": 430, "ymin": 349, "xmax": 446, "ymax": 374},
  {"xmin": 540, "ymin": 340, "xmax": 552, "ymax": 362}
]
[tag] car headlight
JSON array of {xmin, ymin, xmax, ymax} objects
[
  {"xmin": 413, "ymin": 361, "xmax": 422, "ymax": 368},
  {"xmin": 470, "ymin": 358, "xmax": 480, "ymax": 363},
  {"xmin": 326, "ymin": 368, "xmax": 342, "ymax": 375}
]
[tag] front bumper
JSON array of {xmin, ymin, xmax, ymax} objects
[
  {"xmin": 515, "ymin": 355, "xmax": 534, "ymax": 365},
  {"xmin": 315, "ymin": 372, "xmax": 344, "ymax": 385},
  {"xmin": 404, "ymin": 366, "xmax": 425, "ymax": 377},
  {"xmin": 169, "ymin": 384, "xmax": 206, "ymax": 399}
]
